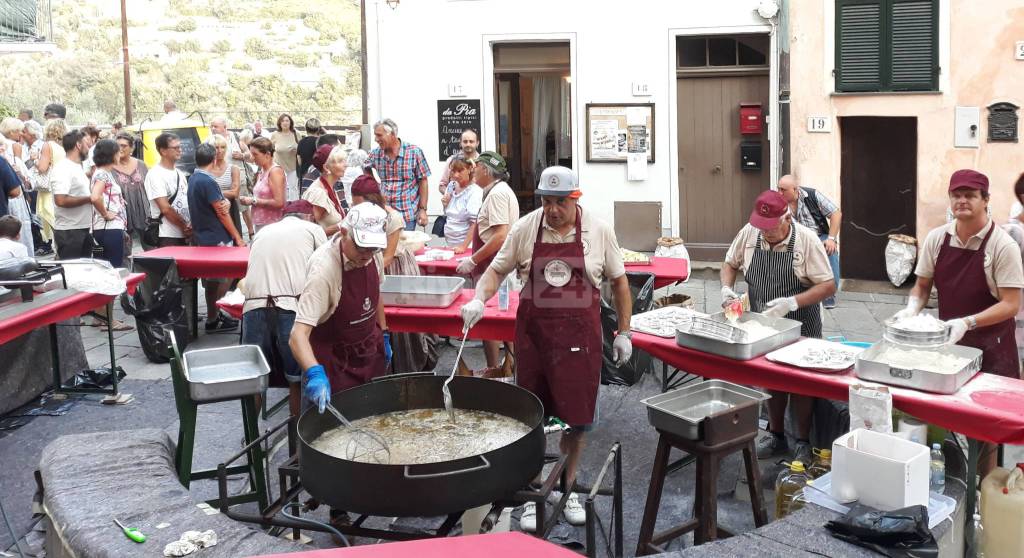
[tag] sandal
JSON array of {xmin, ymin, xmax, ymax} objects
[{"xmin": 100, "ymin": 320, "xmax": 135, "ymax": 332}]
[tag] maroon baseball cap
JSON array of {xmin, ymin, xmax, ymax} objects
[
  {"xmin": 311, "ymin": 144, "xmax": 333, "ymax": 173},
  {"xmin": 749, "ymin": 190, "xmax": 789, "ymax": 230},
  {"xmin": 949, "ymin": 169, "xmax": 989, "ymax": 193}
]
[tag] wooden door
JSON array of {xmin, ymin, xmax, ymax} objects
[
  {"xmin": 494, "ymin": 73, "xmax": 522, "ymax": 190},
  {"xmin": 677, "ymin": 75, "xmax": 769, "ymax": 260},
  {"xmin": 839, "ymin": 117, "xmax": 917, "ymax": 281}
]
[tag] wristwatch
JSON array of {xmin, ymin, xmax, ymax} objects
[
  {"xmin": 827, "ymin": 236, "xmax": 837, "ymax": 242},
  {"xmin": 617, "ymin": 330, "xmax": 633, "ymax": 340}
]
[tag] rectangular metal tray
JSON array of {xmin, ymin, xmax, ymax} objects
[
  {"xmin": 642, "ymin": 380, "xmax": 769, "ymax": 441},
  {"xmin": 182, "ymin": 345, "xmax": 270, "ymax": 403},
  {"xmin": 854, "ymin": 341, "xmax": 982, "ymax": 394},
  {"xmin": 380, "ymin": 275, "xmax": 466, "ymax": 308},
  {"xmin": 675, "ymin": 311, "xmax": 802, "ymax": 360}
]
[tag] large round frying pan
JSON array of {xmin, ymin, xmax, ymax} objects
[{"xmin": 298, "ymin": 373, "xmax": 545, "ymax": 517}]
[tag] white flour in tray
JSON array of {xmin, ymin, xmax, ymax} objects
[
  {"xmin": 873, "ymin": 346, "xmax": 970, "ymax": 374},
  {"xmin": 733, "ymin": 320, "xmax": 778, "ymax": 342}
]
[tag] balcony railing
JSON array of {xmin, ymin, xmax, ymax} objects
[{"xmin": 0, "ymin": 0, "xmax": 53, "ymax": 45}]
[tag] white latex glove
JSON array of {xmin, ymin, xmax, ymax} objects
[
  {"xmin": 720, "ymin": 285, "xmax": 740, "ymax": 307},
  {"xmin": 945, "ymin": 318, "xmax": 969, "ymax": 345},
  {"xmin": 612, "ymin": 334, "xmax": 633, "ymax": 366},
  {"xmin": 461, "ymin": 298, "xmax": 485, "ymax": 331},
  {"xmin": 763, "ymin": 296, "xmax": 798, "ymax": 318},
  {"xmin": 455, "ymin": 256, "xmax": 477, "ymax": 275},
  {"xmin": 893, "ymin": 296, "xmax": 925, "ymax": 321}
]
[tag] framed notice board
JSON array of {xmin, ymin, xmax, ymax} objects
[
  {"xmin": 585, "ymin": 103, "xmax": 655, "ymax": 163},
  {"xmin": 437, "ymin": 99, "xmax": 481, "ymax": 162}
]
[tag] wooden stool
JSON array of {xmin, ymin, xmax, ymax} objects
[
  {"xmin": 635, "ymin": 429, "xmax": 767, "ymax": 555},
  {"xmin": 167, "ymin": 331, "xmax": 269, "ymax": 511}
]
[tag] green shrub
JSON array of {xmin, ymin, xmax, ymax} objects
[
  {"xmin": 175, "ymin": 18, "xmax": 197, "ymax": 32},
  {"xmin": 212, "ymin": 39, "xmax": 232, "ymax": 54},
  {"xmin": 244, "ymin": 37, "xmax": 272, "ymax": 60},
  {"xmin": 278, "ymin": 52, "xmax": 313, "ymax": 67}
]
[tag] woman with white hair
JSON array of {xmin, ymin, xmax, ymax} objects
[
  {"xmin": 302, "ymin": 145, "xmax": 346, "ymax": 235},
  {"xmin": 207, "ymin": 133, "xmax": 243, "ymax": 234},
  {"xmin": 0, "ymin": 118, "xmax": 33, "ymax": 255},
  {"xmin": 341, "ymin": 149, "xmax": 368, "ymax": 207},
  {"xmin": 21, "ymin": 120, "xmax": 43, "ymax": 166}
]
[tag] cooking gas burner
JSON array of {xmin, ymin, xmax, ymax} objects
[
  {"xmin": 215, "ymin": 418, "xmax": 624, "ymax": 557},
  {"xmin": 0, "ymin": 262, "xmax": 66, "ymax": 302}
]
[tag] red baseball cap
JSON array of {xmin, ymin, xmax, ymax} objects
[
  {"xmin": 949, "ymin": 169, "xmax": 989, "ymax": 193},
  {"xmin": 749, "ymin": 190, "xmax": 788, "ymax": 230}
]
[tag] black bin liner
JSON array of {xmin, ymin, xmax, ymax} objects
[
  {"xmin": 825, "ymin": 504, "xmax": 938, "ymax": 558},
  {"xmin": 601, "ymin": 271, "xmax": 655, "ymax": 386},
  {"xmin": 120, "ymin": 256, "xmax": 189, "ymax": 363}
]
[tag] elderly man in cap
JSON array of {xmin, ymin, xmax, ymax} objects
[
  {"xmin": 289, "ymin": 202, "xmax": 392, "ymax": 414},
  {"xmin": 461, "ymin": 166, "xmax": 633, "ymax": 530},
  {"xmin": 456, "ymin": 151, "xmax": 520, "ymax": 368},
  {"xmin": 721, "ymin": 190, "xmax": 835, "ymax": 465},
  {"xmin": 894, "ymin": 169, "xmax": 1023, "ymax": 476}
]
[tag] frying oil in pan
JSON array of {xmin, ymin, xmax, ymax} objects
[{"xmin": 312, "ymin": 408, "xmax": 531, "ymax": 465}]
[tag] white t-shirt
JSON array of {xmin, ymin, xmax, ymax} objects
[
  {"xmin": 145, "ymin": 164, "xmax": 190, "ymax": 238},
  {"xmin": 443, "ymin": 182, "xmax": 482, "ymax": 246},
  {"xmin": 0, "ymin": 237, "xmax": 28, "ymax": 261},
  {"xmin": 50, "ymin": 158, "xmax": 93, "ymax": 230}
]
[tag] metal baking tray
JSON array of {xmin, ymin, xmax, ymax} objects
[
  {"xmin": 854, "ymin": 341, "xmax": 982, "ymax": 394},
  {"xmin": 380, "ymin": 275, "xmax": 465, "ymax": 308},
  {"xmin": 675, "ymin": 311, "xmax": 802, "ymax": 360},
  {"xmin": 182, "ymin": 345, "xmax": 270, "ymax": 403},
  {"xmin": 642, "ymin": 380, "xmax": 769, "ymax": 442}
]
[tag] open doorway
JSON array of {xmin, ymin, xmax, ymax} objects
[{"xmin": 493, "ymin": 42, "xmax": 572, "ymax": 213}]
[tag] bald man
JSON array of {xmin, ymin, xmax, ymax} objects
[{"xmin": 777, "ymin": 175, "xmax": 842, "ymax": 308}]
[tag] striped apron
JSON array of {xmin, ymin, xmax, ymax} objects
[{"xmin": 746, "ymin": 227, "xmax": 823, "ymax": 338}]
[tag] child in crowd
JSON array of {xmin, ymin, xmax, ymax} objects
[{"xmin": 0, "ymin": 215, "xmax": 28, "ymax": 261}]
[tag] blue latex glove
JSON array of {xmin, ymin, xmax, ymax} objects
[
  {"xmin": 303, "ymin": 364, "xmax": 331, "ymax": 414},
  {"xmin": 383, "ymin": 331, "xmax": 393, "ymax": 366}
]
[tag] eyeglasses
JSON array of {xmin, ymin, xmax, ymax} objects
[
  {"xmin": 117, "ymin": 143, "xmax": 131, "ymax": 149},
  {"xmin": 167, "ymin": 145, "xmax": 182, "ymax": 151}
]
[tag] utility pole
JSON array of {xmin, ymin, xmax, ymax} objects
[
  {"xmin": 360, "ymin": 0, "xmax": 368, "ymax": 125},
  {"xmin": 120, "ymin": 0, "xmax": 133, "ymax": 125}
]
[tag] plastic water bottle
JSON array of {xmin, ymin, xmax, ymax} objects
[
  {"xmin": 973, "ymin": 513, "xmax": 986, "ymax": 558},
  {"xmin": 929, "ymin": 443, "xmax": 945, "ymax": 492},
  {"xmin": 498, "ymin": 277, "xmax": 510, "ymax": 311}
]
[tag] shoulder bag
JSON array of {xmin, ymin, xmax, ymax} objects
[{"xmin": 143, "ymin": 172, "xmax": 180, "ymax": 247}]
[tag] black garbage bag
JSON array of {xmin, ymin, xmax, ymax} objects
[
  {"xmin": 120, "ymin": 256, "xmax": 189, "ymax": 363},
  {"xmin": 601, "ymin": 271, "xmax": 655, "ymax": 386},
  {"xmin": 825, "ymin": 504, "xmax": 938, "ymax": 558}
]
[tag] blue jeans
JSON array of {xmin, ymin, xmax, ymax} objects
[
  {"xmin": 819, "ymin": 233, "xmax": 840, "ymax": 301},
  {"xmin": 242, "ymin": 307, "xmax": 301, "ymax": 383},
  {"xmin": 403, "ymin": 219, "xmax": 418, "ymax": 231}
]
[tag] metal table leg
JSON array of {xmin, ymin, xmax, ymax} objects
[
  {"xmin": 964, "ymin": 437, "xmax": 980, "ymax": 558},
  {"xmin": 49, "ymin": 302, "xmax": 122, "ymax": 396},
  {"xmin": 189, "ymin": 278, "xmax": 199, "ymax": 340}
]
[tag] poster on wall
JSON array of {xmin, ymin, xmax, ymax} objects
[
  {"xmin": 437, "ymin": 99, "xmax": 481, "ymax": 162},
  {"xmin": 585, "ymin": 103, "xmax": 655, "ymax": 163}
]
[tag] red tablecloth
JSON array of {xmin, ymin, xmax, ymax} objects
[
  {"xmin": 254, "ymin": 532, "xmax": 580, "ymax": 558},
  {"xmin": 218, "ymin": 288, "xmax": 518, "ymax": 342},
  {"xmin": 634, "ymin": 333, "xmax": 1024, "ymax": 445},
  {"xmin": 416, "ymin": 249, "xmax": 689, "ymax": 289},
  {"xmin": 141, "ymin": 246, "xmax": 250, "ymax": 279},
  {"xmin": 0, "ymin": 273, "xmax": 145, "ymax": 345}
]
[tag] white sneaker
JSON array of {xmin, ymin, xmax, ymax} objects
[
  {"xmin": 563, "ymin": 492, "xmax": 586, "ymax": 526},
  {"xmin": 520, "ymin": 501, "xmax": 537, "ymax": 532}
]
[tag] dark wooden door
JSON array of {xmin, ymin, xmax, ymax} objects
[
  {"xmin": 677, "ymin": 75, "xmax": 769, "ymax": 260},
  {"xmin": 494, "ymin": 73, "xmax": 522, "ymax": 192},
  {"xmin": 839, "ymin": 117, "xmax": 917, "ymax": 281}
]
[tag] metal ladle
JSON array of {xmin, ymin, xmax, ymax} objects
[
  {"xmin": 324, "ymin": 402, "xmax": 391, "ymax": 464},
  {"xmin": 443, "ymin": 327, "xmax": 470, "ymax": 422}
]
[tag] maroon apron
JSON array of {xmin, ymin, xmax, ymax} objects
[
  {"xmin": 934, "ymin": 225, "xmax": 1021, "ymax": 378},
  {"xmin": 308, "ymin": 253, "xmax": 386, "ymax": 391},
  {"xmin": 470, "ymin": 184, "xmax": 501, "ymax": 279},
  {"xmin": 514, "ymin": 208, "xmax": 603, "ymax": 426}
]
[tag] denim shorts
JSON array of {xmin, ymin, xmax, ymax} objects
[{"xmin": 242, "ymin": 307, "xmax": 301, "ymax": 383}]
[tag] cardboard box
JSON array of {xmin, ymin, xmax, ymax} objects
[{"xmin": 831, "ymin": 428, "xmax": 929, "ymax": 510}]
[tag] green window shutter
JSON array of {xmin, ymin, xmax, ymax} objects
[
  {"xmin": 836, "ymin": 0, "xmax": 885, "ymax": 92},
  {"xmin": 888, "ymin": 0, "xmax": 938, "ymax": 91}
]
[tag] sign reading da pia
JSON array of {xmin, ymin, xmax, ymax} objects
[{"xmin": 437, "ymin": 99, "xmax": 482, "ymax": 162}]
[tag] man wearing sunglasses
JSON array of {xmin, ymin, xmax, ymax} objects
[{"xmin": 289, "ymin": 202, "xmax": 391, "ymax": 414}]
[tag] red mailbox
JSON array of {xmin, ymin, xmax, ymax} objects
[{"xmin": 740, "ymin": 103, "xmax": 763, "ymax": 135}]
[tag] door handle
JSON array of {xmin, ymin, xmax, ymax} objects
[{"xmin": 711, "ymin": 164, "xmax": 722, "ymax": 174}]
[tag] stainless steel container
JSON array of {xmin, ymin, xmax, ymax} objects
[
  {"xmin": 882, "ymin": 318, "xmax": 950, "ymax": 347},
  {"xmin": 380, "ymin": 275, "xmax": 465, "ymax": 308},
  {"xmin": 182, "ymin": 345, "xmax": 270, "ymax": 403},
  {"xmin": 641, "ymin": 380, "xmax": 769, "ymax": 443},
  {"xmin": 675, "ymin": 311, "xmax": 802, "ymax": 360},
  {"xmin": 854, "ymin": 341, "xmax": 982, "ymax": 394}
]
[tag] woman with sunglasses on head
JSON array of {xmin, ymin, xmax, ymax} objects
[
  {"xmin": 240, "ymin": 137, "xmax": 286, "ymax": 232},
  {"xmin": 110, "ymin": 132, "xmax": 149, "ymax": 248}
]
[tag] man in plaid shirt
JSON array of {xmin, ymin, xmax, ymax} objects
[{"xmin": 368, "ymin": 118, "xmax": 431, "ymax": 230}]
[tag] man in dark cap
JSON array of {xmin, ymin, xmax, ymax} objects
[
  {"xmin": 720, "ymin": 190, "xmax": 836, "ymax": 466},
  {"xmin": 893, "ymin": 169, "xmax": 1023, "ymax": 476}
]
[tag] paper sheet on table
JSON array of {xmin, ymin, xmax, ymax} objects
[
  {"xmin": 415, "ymin": 249, "xmax": 455, "ymax": 262},
  {"xmin": 57, "ymin": 259, "xmax": 126, "ymax": 296},
  {"xmin": 627, "ymin": 152, "xmax": 647, "ymax": 181},
  {"xmin": 220, "ymin": 289, "xmax": 245, "ymax": 306}
]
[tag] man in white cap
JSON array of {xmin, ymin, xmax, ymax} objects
[
  {"xmin": 460, "ymin": 166, "xmax": 634, "ymax": 530},
  {"xmin": 289, "ymin": 202, "xmax": 392, "ymax": 413}
]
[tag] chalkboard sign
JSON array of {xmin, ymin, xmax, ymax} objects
[{"xmin": 437, "ymin": 99, "xmax": 481, "ymax": 162}]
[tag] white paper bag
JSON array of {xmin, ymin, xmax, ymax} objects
[
  {"xmin": 885, "ymin": 234, "xmax": 917, "ymax": 287},
  {"xmin": 848, "ymin": 384, "xmax": 893, "ymax": 433}
]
